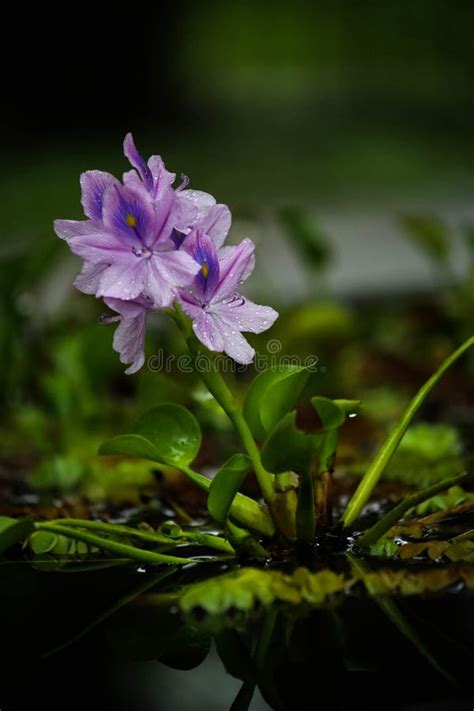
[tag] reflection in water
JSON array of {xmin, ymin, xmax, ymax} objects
[{"xmin": 0, "ymin": 561, "xmax": 473, "ymax": 710}]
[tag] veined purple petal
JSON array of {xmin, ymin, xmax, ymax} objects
[
  {"xmin": 80, "ymin": 171, "xmax": 117, "ymax": 220},
  {"xmin": 123, "ymin": 133, "xmax": 153, "ymax": 191},
  {"xmin": 102, "ymin": 183, "xmax": 155, "ymax": 244},
  {"xmin": 113, "ymin": 308, "xmax": 147, "ymax": 374},
  {"xmin": 145, "ymin": 250, "xmax": 200, "ymax": 307},
  {"xmin": 197, "ymin": 204, "xmax": 231, "ymax": 247},
  {"xmin": 192, "ymin": 311, "xmax": 225, "ymax": 353},
  {"xmin": 213, "ymin": 239, "xmax": 256, "ymax": 301},
  {"xmin": 96, "ymin": 259, "xmax": 147, "ymax": 301},
  {"xmin": 178, "ymin": 189, "xmax": 216, "ymax": 222},
  {"xmin": 67, "ymin": 231, "xmax": 130, "ymax": 263},
  {"xmin": 54, "ymin": 219, "xmax": 100, "ymax": 242},
  {"xmin": 74, "ymin": 262, "xmax": 108, "ymax": 295},
  {"xmin": 211, "ymin": 312, "xmax": 255, "ymax": 364},
  {"xmin": 215, "ymin": 297, "xmax": 278, "ymax": 334},
  {"xmin": 147, "ymin": 156, "xmax": 176, "ymax": 198}
]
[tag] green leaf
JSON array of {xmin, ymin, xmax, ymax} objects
[
  {"xmin": 0, "ymin": 517, "xmax": 34, "ymax": 555},
  {"xmin": 312, "ymin": 397, "xmax": 345, "ymax": 430},
  {"xmin": 261, "ymin": 412, "xmax": 319, "ymax": 475},
  {"xmin": 208, "ymin": 454, "xmax": 252, "ymax": 523},
  {"xmin": 29, "ymin": 530, "xmax": 58, "ymax": 554},
  {"xmin": 133, "ymin": 403, "xmax": 201, "ymax": 467},
  {"xmin": 99, "ymin": 434, "xmax": 162, "ymax": 462},
  {"xmin": 243, "ymin": 365, "xmax": 310, "ymax": 441}
]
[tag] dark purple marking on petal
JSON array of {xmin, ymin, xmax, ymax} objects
[
  {"xmin": 80, "ymin": 171, "xmax": 116, "ymax": 220},
  {"xmin": 189, "ymin": 231, "xmax": 220, "ymax": 301},
  {"xmin": 104, "ymin": 184, "xmax": 153, "ymax": 244}
]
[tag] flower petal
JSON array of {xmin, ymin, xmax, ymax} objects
[
  {"xmin": 145, "ymin": 251, "xmax": 200, "ymax": 307},
  {"xmin": 80, "ymin": 170, "xmax": 118, "ymax": 220},
  {"xmin": 102, "ymin": 183, "xmax": 155, "ymax": 244},
  {"xmin": 181, "ymin": 230, "xmax": 220, "ymax": 301},
  {"xmin": 123, "ymin": 133, "xmax": 153, "ymax": 191},
  {"xmin": 96, "ymin": 259, "xmax": 147, "ymax": 301},
  {"xmin": 214, "ymin": 239, "xmax": 256, "ymax": 300},
  {"xmin": 197, "ymin": 204, "xmax": 231, "ymax": 247},
  {"xmin": 191, "ymin": 311, "xmax": 225, "ymax": 353},
  {"xmin": 178, "ymin": 189, "xmax": 216, "ymax": 222},
  {"xmin": 54, "ymin": 219, "xmax": 99, "ymax": 241},
  {"xmin": 112, "ymin": 307, "xmax": 147, "ymax": 374},
  {"xmin": 67, "ymin": 230, "xmax": 129, "ymax": 263},
  {"xmin": 211, "ymin": 313, "xmax": 255, "ymax": 364},
  {"xmin": 216, "ymin": 298, "xmax": 278, "ymax": 334},
  {"xmin": 74, "ymin": 262, "xmax": 108, "ymax": 295}
]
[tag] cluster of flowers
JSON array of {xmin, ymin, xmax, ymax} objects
[{"xmin": 55, "ymin": 135, "xmax": 278, "ymax": 373}]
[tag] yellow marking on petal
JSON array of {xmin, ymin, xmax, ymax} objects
[
  {"xmin": 201, "ymin": 263, "xmax": 209, "ymax": 278},
  {"xmin": 126, "ymin": 213, "xmax": 137, "ymax": 228}
]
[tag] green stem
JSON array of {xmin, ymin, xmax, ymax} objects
[
  {"xmin": 36, "ymin": 523, "xmax": 205, "ymax": 566},
  {"xmin": 342, "ymin": 336, "xmax": 474, "ymax": 528},
  {"xmin": 357, "ymin": 472, "xmax": 469, "ymax": 548},
  {"xmin": 181, "ymin": 465, "xmax": 275, "ymax": 537},
  {"xmin": 173, "ymin": 305, "xmax": 275, "ymax": 505},
  {"xmin": 47, "ymin": 519, "xmax": 173, "ymax": 545},
  {"xmin": 49, "ymin": 517, "xmax": 234, "ymax": 554}
]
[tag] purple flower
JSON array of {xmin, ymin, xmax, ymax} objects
[
  {"xmin": 178, "ymin": 231, "xmax": 278, "ymax": 364},
  {"xmin": 54, "ymin": 133, "xmax": 275, "ymax": 372},
  {"xmin": 54, "ymin": 134, "xmax": 232, "ymax": 308}
]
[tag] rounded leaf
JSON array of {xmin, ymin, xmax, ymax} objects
[
  {"xmin": 99, "ymin": 434, "xmax": 162, "ymax": 462},
  {"xmin": 133, "ymin": 403, "xmax": 202, "ymax": 467}
]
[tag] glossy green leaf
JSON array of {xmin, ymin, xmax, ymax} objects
[
  {"xmin": 312, "ymin": 397, "xmax": 345, "ymax": 430},
  {"xmin": 243, "ymin": 365, "xmax": 310, "ymax": 440},
  {"xmin": 208, "ymin": 454, "xmax": 252, "ymax": 523},
  {"xmin": 0, "ymin": 517, "xmax": 34, "ymax": 555},
  {"xmin": 261, "ymin": 412, "xmax": 319, "ymax": 475},
  {"xmin": 99, "ymin": 434, "xmax": 162, "ymax": 462},
  {"xmin": 133, "ymin": 403, "xmax": 201, "ymax": 467}
]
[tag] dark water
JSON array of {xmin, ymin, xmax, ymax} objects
[{"xmin": 0, "ymin": 563, "xmax": 473, "ymax": 711}]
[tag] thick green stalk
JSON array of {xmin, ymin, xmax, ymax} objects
[
  {"xmin": 36, "ymin": 523, "xmax": 205, "ymax": 566},
  {"xmin": 181, "ymin": 465, "xmax": 275, "ymax": 537},
  {"xmin": 48, "ymin": 518, "xmax": 234, "ymax": 554},
  {"xmin": 342, "ymin": 336, "xmax": 473, "ymax": 528},
  {"xmin": 174, "ymin": 305, "xmax": 275, "ymax": 505}
]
